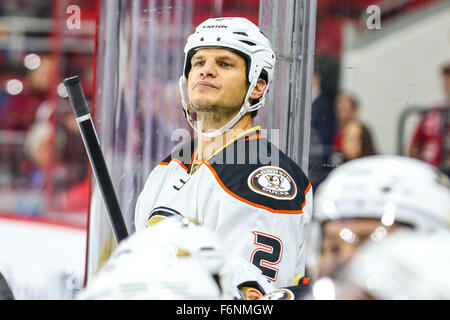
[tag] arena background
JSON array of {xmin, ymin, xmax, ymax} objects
[{"xmin": 0, "ymin": 0, "xmax": 448, "ymax": 299}]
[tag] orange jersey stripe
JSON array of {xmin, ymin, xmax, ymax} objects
[
  {"xmin": 203, "ymin": 162, "xmax": 303, "ymax": 215},
  {"xmin": 245, "ymin": 133, "xmax": 263, "ymax": 141},
  {"xmin": 301, "ymin": 182, "xmax": 312, "ymax": 209},
  {"xmin": 171, "ymin": 158, "xmax": 188, "ymax": 171}
]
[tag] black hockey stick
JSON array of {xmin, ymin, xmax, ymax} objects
[
  {"xmin": 63, "ymin": 76, "xmax": 129, "ymax": 243},
  {"xmin": 0, "ymin": 271, "xmax": 14, "ymax": 300}
]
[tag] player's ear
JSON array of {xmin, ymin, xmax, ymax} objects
[
  {"xmin": 242, "ymin": 287, "xmax": 264, "ymax": 300},
  {"xmin": 250, "ymin": 78, "xmax": 267, "ymax": 101}
]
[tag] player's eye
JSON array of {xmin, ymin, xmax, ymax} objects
[
  {"xmin": 193, "ymin": 61, "xmax": 204, "ymax": 67},
  {"xmin": 220, "ymin": 62, "xmax": 231, "ymax": 68}
]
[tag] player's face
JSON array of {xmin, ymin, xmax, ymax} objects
[
  {"xmin": 318, "ymin": 218, "xmax": 401, "ymax": 279},
  {"xmin": 187, "ymin": 48, "xmax": 249, "ymax": 119}
]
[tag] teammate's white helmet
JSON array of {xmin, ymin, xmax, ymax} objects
[
  {"xmin": 230, "ymin": 256, "xmax": 277, "ymax": 299},
  {"xmin": 313, "ymin": 155, "xmax": 450, "ymax": 232},
  {"xmin": 77, "ymin": 244, "xmax": 221, "ymax": 300},
  {"xmin": 123, "ymin": 216, "xmax": 228, "ymax": 281},
  {"xmin": 337, "ymin": 230, "xmax": 450, "ymax": 299},
  {"xmin": 78, "ymin": 216, "xmax": 232, "ymax": 299},
  {"xmin": 179, "ymin": 17, "xmax": 276, "ymax": 137}
]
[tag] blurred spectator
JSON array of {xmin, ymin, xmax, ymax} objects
[
  {"xmin": 0, "ymin": 55, "xmax": 52, "ymax": 131},
  {"xmin": 0, "ymin": 54, "xmax": 55, "ymax": 197},
  {"xmin": 310, "ymin": 56, "xmax": 339, "ymax": 147},
  {"xmin": 330, "ymin": 91, "xmax": 376, "ymax": 165},
  {"xmin": 23, "ymin": 121, "xmax": 65, "ymax": 189},
  {"xmin": 332, "ymin": 92, "xmax": 360, "ymax": 153},
  {"xmin": 409, "ymin": 62, "xmax": 450, "ymax": 175},
  {"xmin": 0, "ymin": 0, "xmax": 51, "ymax": 17},
  {"xmin": 308, "ymin": 56, "xmax": 339, "ymax": 189},
  {"xmin": 22, "ymin": 99, "xmax": 90, "ymax": 214},
  {"xmin": 311, "ymin": 72, "xmax": 335, "ymax": 146},
  {"xmin": 337, "ymin": 120, "xmax": 376, "ymax": 164},
  {"xmin": 0, "ymin": 46, "xmax": 94, "ymax": 215},
  {"xmin": 0, "ymin": 88, "xmax": 9, "ymax": 120}
]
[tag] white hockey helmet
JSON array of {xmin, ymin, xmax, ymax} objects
[
  {"xmin": 78, "ymin": 216, "xmax": 232, "ymax": 299},
  {"xmin": 77, "ymin": 245, "xmax": 221, "ymax": 300},
  {"xmin": 337, "ymin": 229, "xmax": 450, "ymax": 299},
  {"xmin": 179, "ymin": 17, "xmax": 276, "ymax": 137},
  {"xmin": 313, "ymin": 155, "xmax": 450, "ymax": 232}
]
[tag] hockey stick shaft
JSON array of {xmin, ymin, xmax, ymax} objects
[
  {"xmin": 0, "ymin": 271, "xmax": 14, "ymax": 300},
  {"xmin": 63, "ymin": 76, "xmax": 129, "ymax": 243}
]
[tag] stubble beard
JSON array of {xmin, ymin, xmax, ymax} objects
[{"xmin": 190, "ymin": 99, "xmax": 242, "ymax": 127}]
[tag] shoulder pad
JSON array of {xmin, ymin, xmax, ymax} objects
[
  {"xmin": 208, "ymin": 138, "xmax": 311, "ymax": 214},
  {"xmin": 160, "ymin": 138, "xmax": 197, "ymax": 169}
]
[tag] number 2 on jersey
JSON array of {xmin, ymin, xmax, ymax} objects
[{"xmin": 250, "ymin": 231, "xmax": 283, "ymax": 282}]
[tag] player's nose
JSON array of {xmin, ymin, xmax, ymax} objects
[{"xmin": 199, "ymin": 58, "xmax": 217, "ymax": 78}]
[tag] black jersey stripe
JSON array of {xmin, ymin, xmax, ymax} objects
[{"xmin": 207, "ymin": 137, "xmax": 311, "ymax": 213}]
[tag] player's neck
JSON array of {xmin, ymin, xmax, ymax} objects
[{"xmin": 195, "ymin": 113, "xmax": 253, "ymax": 161}]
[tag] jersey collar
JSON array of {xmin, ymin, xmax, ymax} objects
[{"xmin": 189, "ymin": 125, "xmax": 262, "ymax": 174}]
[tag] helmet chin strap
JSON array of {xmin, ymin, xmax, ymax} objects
[{"xmin": 179, "ymin": 76, "xmax": 262, "ymax": 138}]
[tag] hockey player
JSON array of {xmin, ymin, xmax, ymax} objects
[
  {"xmin": 134, "ymin": 17, "xmax": 313, "ymax": 288},
  {"xmin": 336, "ymin": 230, "xmax": 450, "ymax": 300},
  {"xmin": 78, "ymin": 216, "xmax": 233, "ymax": 299},
  {"xmin": 309, "ymin": 155, "xmax": 450, "ymax": 283}
]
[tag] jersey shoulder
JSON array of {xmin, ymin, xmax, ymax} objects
[
  {"xmin": 208, "ymin": 137, "xmax": 311, "ymax": 214},
  {"xmin": 159, "ymin": 138, "xmax": 197, "ymax": 169}
]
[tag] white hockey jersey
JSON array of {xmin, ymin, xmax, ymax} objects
[{"xmin": 135, "ymin": 126, "xmax": 313, "ymax": 287}]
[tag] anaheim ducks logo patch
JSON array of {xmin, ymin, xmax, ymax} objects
[{"xmin": 247, "ymin": 166, "xmax": 297, "ymax": 200}]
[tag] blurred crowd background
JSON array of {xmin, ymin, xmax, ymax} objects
[
  {"xmin": 0, "ymin": 0, "xmax": 95, "ymax": 226},
  {"xmin": 0, "ymin": 0, "xmax": 448, "ymax": 251},
  {"xmin": 0, "ymin": 0, "xmax": 449, "ymax": 301}
]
